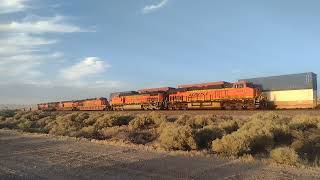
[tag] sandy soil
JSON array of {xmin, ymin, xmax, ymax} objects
[{"xmin": 0, "ymin": 129, "xmax": 319, "ymax": 180}]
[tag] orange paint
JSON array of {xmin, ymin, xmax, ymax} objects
[{"xmin": 111, "ymin": 93, "xmax": 165, "ymax": 105}]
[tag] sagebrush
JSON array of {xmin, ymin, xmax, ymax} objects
[{"xmin": 1, "ymin": 110, "xmax": 319, "ymax": 167}]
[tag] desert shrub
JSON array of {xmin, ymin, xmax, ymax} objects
[
  {"xmin": 290, "ymin": 115, "xmax": 320, "ymax": 131},
  {"xmin": 175, "ymin": 115, "xmax": 191, "ymax": 125},
  {"xmin": 79, "ymin": 125, "xmax": 97, "ymax": 138},
  {"xmin": 193, "ymin": 115, "xmax": 216, "ymax": 128},
  {"xmin": 291, "ymin": 131, "xmax": 320, "ymax": 165},
  {"xmin": 195, "ymin": 126, "xmax": 223, "ymax": 149},
  {"xmin": 75, "ymin": 113, "xmax": 89, "ymax": 122},
  {"xmin": 147, "ymin": 112, "xmax": 167, "ymax": 125},
  {"xmin": 13, "ymin": 111, "xmax": 24, "ymax": 120},
  {"xmin": 36, "ymin": 116, "xmax": 55, "ymax": 127},
  {"xmin": 0, "ymin": 110, "xmax": 16, "ymax": 118},
  {"xmin": 13, "ymin": 111, "xmax": 50, "ymax": 123},
  {"xmin": 0, "ymin": 117, "xmax": 18, "ymax": 129},
  {"xmin": 159, "ymin": 123, "xmax": 197, "ymax": 151},
  {"xmin": 46, "ymin": 113, "xmax": 83, "ymax": 136},
  {"xmin": 99, "ymin": 126, "xmax": 132, "ymax": 140},
  {"xmin": 270, "ymin": 147, "xmax": 299, "ymax": 166},
  {"xmin": 0, "ymin": 116, "xmax": 5, "ymax": 121},
  {"xmin": 212, "ymin": 113, "xmax": 290, "ymax": 156},
  {"xmin": 129, "ymin": 130, "xmax": 157, "ymax": 145},
  {"xmin": 218, "ymin": 120, "xmax": 239, "ymax": 134},
  {"xmin": 12, "ymin": 111, "xmax": 52, "ymax": 133},
  {"xmin": 175, "ymin": 115, "xmax": 217, "ymax": 129},
  {"xmin": 212, "ymin": 133, "xmax": 250, "ymax": 156},
  {"xmin": 128, "ymin": 113, "xmax": 160, "ymax": 130},
  {"xmin": 83, "ymin": 113, "xmax": 104, "ymax": 126},
  {"xmin": 129, "ymin": 115, "xmax": 153, "ymax": 129},
  {"xmin": 95, "ymin": 114, "xmax": 133, "ymax": 130},
  {"xmin": 17, "ymin": 120, "xmax": 34, "ymax": 131}
]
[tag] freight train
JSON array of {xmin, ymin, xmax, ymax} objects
[{"xmin": 38, "ymin": 80, "xmax": 266, "ymax": 111}]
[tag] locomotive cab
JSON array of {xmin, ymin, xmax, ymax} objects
[{"xmin": 232, "ymin": 81, "xmax": 254, "ymax": 89}]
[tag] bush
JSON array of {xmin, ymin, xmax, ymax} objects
[
  {"xmin": 212, "ymin": 133, "xmax": 250, "ymax": 156},
  {"xmin": 99, "ymin": 126, "xmax": 131, "ymax": 140},
  {"xmin": 147, "ymin": 112, "xmax": 167, "ymax": 125},
  {"xmin": 129, "ymin": 130, "xmax": 157, "ymax": 145},
  {"xmin": 0, "ymin": 117, "xmax": 18, "ymax": 129},
  {"xmin": 46, "ymin": 113, "xmax": 83, "ymax": 136},
  {"xmin": 290, "ymin": 115, "xmax": 320, "ymax": 130},
  {"xmin": 175, "ymin": 115, "xmax": 191, "ymax": 125},
  {"xmin": 95, "ymin": 114, "xmax": 132, "ymax": 130},
  {"xmin": 291, "ymin": 133, "xmax": 320, "ymax": 165},
  {"xmin": 218, "ymin": 120, "xmax": 239, "ymax": 134},
  {"xmin": 175, "ymin": 115, "xmax": 216, "ymax": 129},
  {"xmin": 83, "ymin": 113, "xmax": 104, "ymax": 126},
  {"xmin": 270, "ymin": 147, "xmax": 299, "ymax": 166},
  {"xmin": 195, "ymin": 126, "xmax": 223, "ymax": 149},
  {"xmin": 128, "ymin": 113, "xmax": 161, "ymax": 130},
  {"xmin": 0, "ymin": 110, "xmax": 16, "ymax": 118},
  {"xmin": 212, "ymin": 113, "xmax": 290, "ymax": 156},
  {"xmin": 159, "ymin": 123, "xmax": 197, "ymax": 151},
  {"xmin": 80, "ymin": 125, "xmax": 97, "ymax": 138}
]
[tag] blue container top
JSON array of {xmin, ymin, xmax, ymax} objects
[{"xmin": 240, "ymin": 72, "xmax": 317, "ymax": 91}]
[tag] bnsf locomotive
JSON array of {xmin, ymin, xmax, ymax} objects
[{"xmin": 37, "ymin": 80, "xmax": 265, "ymax": 111}]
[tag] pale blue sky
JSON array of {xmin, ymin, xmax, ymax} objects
[{"xmin": 0, "ymin": 0, "xmax": 319, "ymax": 104}]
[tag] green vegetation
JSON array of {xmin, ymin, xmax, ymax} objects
[{"xmin": 0, "ymin": 110, "xmax": 319, "ymax": 167}]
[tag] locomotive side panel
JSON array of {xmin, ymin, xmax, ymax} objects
[
  {"xmin": 168, "ymin": 82, "xmax": 263, "ymax": 110},
  {"xmin": 58, "ymin": 101, "xmax": 75, "ymax": 111},
  {"xmin": 111, "ymin": 93, "xmax": 166, "ymax": 110},
  {"xmin": 79, "ymin": 98, "xmax": 110, "ymax": 111}
]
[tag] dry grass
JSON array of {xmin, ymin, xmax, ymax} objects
[{"xmin": 1, "ymin": 110, "xmax": 320, "ymax": 167}]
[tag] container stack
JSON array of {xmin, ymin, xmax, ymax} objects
[{"xmin": 241, "ymin": 72, "xmax": 317, "ymax": 109}]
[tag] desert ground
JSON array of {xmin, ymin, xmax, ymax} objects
[{"xmin": 0, "ymin": 129, "xmax": 320, "ymax": 180}]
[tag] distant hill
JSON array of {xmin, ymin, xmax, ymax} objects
[{"xmin": 0, "ymin": 104, "xmax": 36, "ymax": 110}]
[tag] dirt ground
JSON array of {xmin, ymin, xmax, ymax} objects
[{"xmin": 1, "ymin": 129, "xmax": 320, "ymax": 180}]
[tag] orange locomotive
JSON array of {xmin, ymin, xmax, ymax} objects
[
  {"xmin": 37, "ymin": 102, "xmax": 59, "ymax": 111},
  {"xmin": 58, "ymin": 101, "xmax": 76, "ymax": 111},
  {"xmin": 39, "ymin": 97, "xmax": 110, "ymax": 111},
  {"xmin": 168, "ymin": 81, "xmax": 264, "ymax": 110},
  {"xmin": 37, "ymin": 81, "xmax": 265, "ymax": 111},
  {"xmin": 111, "ymin": 88, "xmax": 172, "ymax": 110},
  {"xmin": 78, "ymin": 98, "xmax": 110, "ymax": 111}
]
